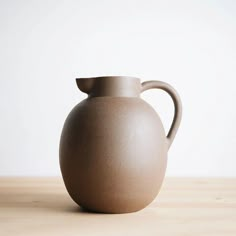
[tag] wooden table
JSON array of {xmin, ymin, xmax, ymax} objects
[{"xmin": 0, "ymin": 178, "xmax": 235, "ymax": 236}]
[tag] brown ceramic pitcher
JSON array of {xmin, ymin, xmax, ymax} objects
[{"xmin": 59, "ymin": 76, "xmax": 182, "ymax": 213}]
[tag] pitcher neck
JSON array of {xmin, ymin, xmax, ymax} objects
[{"xmin": 76, "ymin": 76, "xmax": 141, "ymax": 98}]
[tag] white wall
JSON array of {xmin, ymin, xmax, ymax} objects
[{"xmin": 0, "ymin": 0, "xmax": 235, "ymax": 176}]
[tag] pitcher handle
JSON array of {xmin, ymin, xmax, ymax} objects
[{"xmin": 141, "ymin": 81, "xmax": 182, "ymax": 150}]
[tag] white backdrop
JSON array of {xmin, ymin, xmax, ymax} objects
[{"xmin": 0, "ymin": 0, "xmax": 235, "ymax": 176}]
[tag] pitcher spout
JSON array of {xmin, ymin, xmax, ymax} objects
[{"xmin": 76, "ymin": 78, "xmax": 94, "ymax": 94}]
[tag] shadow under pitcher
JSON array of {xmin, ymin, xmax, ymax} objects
[{"xmin": 59, "ymin": 76, "xmax": 182, "ymax": 213}]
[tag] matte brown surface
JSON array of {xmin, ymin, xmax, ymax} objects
[
  {"xmin": 59, "ymin": 76, "xmax": 182, "ymax": 213},
  {"xmin": 1, "ymin": 177, "xmax": 236, "ymax": 236}
]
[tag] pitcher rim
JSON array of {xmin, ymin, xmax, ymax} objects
[{"xmin": 76, "ymin": 76, "xmax": 140, "ymax": 81}]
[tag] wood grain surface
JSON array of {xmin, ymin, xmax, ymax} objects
[{"xmin": 0, "ymin": 177, "xmax": 235, "ymax": 236}]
